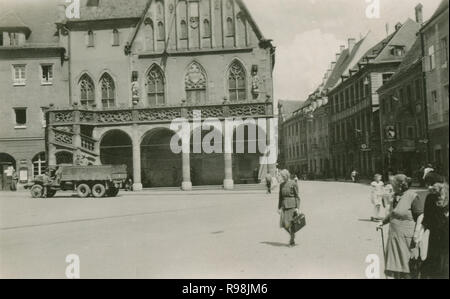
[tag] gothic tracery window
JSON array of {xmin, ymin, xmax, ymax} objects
[
  {"xmin": 79, "ymin": 74, "xmax": 95, "ymax": 106},
  {"xmin": 228, "ymin": 61, "xmax": 247, "ymax": 101},
  {"xmin": 100, "ymin": 73, "xmax": 115, "ymax": 108},
  {"xmin": 185, "ymin": 62, "xmax": 207, "ymax": 104},
  {"xmin": 147, "ymin": 65, "xmax": 165, "ymax": 106}
]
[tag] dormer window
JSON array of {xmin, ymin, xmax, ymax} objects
[{"xmin": 390, "ymin": 45, "xmax": 406, "ymax": 57}]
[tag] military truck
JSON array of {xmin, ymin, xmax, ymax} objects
[{"xmin": 26, "ymin": 165, "xmax": 128, "ymax": 198}]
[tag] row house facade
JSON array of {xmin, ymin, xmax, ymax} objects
[
  {"xmin": 377, "ymin": 37, "xmax": 428, "ymax": 177},
  {"xmin": 419, "ymin": 0, "xmax": 449, "ymax": 178},
  {"xmin": 280, "ymin": 33, "xmax": 376, "ymax": 178},
  {"xmin": 0, "ymin": 0, "xmax": 276, "ymax": 191},
  {"xmin": 329, "ymin": 18, "xmax": 420, "ymax": 179},
  {"xmin": 0, "ymin": 9, "xmax": 68, "ymax": 191}
]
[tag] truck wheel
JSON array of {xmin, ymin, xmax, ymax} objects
[
  {"xmin": 30, "ymin": 185, "xmax": 43, "ymax": 198},
  {"xmin": 47, "ymin": 190, "xmax": 57, "ymax": 198},
  {"xmin": 108, "ymin": 187, "xmax": 119, "ymax": 197},
  {"xmin": 77, "ymin": 184, "xmax": 91, "ymax": 198},
  {"xmin": 92, "ymin": 183, "xmax": 106, "ymax": 198}
]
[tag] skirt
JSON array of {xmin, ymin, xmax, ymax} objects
[
  {"xmin": 280, "ymin": 208, "xmax": 296, "ymax": 229},
  {"xmin": 385, "ymin": 220, "xmax": 415, "ymax": 275}
]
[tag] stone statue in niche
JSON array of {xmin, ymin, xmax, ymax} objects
[
  {"xmin": 131, "ymin": 71, "xmax": 140, "ymax": 105},
  {"xmin": 251, "ymin": 65, "xmax": 260, "ymax": 100}
]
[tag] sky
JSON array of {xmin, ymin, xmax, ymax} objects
[{"xmin": 244, "ymin": 0, "xmax": 443, "ymax": 102}]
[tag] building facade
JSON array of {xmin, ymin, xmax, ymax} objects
[
  {"xmin": 329, "ymin": 19, "xmax": 420, "ymax": 179},
  {"xmin": 420, "ymin": 0, "xmax": 449, "ymax": 178},
  {"xmin": 45, "ymin": 0, "xmax": 276, "ymax": 191},
  {"xmin": 0, "ymin": 7, "xmax": 67, "ymax": 190},
  {"xmin": 377, "ymin": 37, "xmax": 428, "ymax": 178}
]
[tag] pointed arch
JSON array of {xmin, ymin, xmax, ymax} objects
[
  {"xmin": 180, "ymin": 20, "xmax": 188, "ymax": 40},
  {"xmin": 112, "ymin": 29, "xmax": 120, "ymax": 46},
  {"xmin": 203, "ymin": 19, "xmax": 211, "ymax": 38},
  {"xmin": 228, "ymin": 59, "xmax": 247, "ymax": 101},
  {"xmin": 185, "ymin": 61, "xmax": 207, "ymax": 105},
  {"xmin": 146, "ymin": 64, "xmax": 166, "ymax": 106},
  {"xmin": 79, "ymin": 73, "xmax": 95, "ymax": 107},
  {"xmin": 99, "ymin": 73, "xmax": 116, "ymax": 108}
]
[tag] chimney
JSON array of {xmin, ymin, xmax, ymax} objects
[
  {"xmin": 340, "ymin": 45, "xmax": 345, "ymax": 52},
  {"xmin": 336, "ymin": 52, "xmax": 341, "ymax": 61},
  {"xmin": 348, "ymin": 38, "xmax": 356, "ymax": 53},
  {"xmin": 415, "ymin": 3, "xmax": 423, "ymax": 24},
  {"xmin": 395, "ymin": 22, "xmax": 402, "ymax": 31}
]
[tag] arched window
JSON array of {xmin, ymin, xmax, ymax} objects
[
  {"xmin": 112, "ymin": 29, "xmax": 119, "ymax": 46},
  {"xmin": 100, "ymin": 73, "xmax": 115, "ymax": 108},
  {"xmin": 180, "ymin": 20, "xmax": 188, "ymax": 40},
  {"xmin": 203, "ymin": 19, "xmax": 211, "ymax": 38},
  {"xmin": 226, "ymin": 17, "xmax": 234, "ymax": 36},
  {"xmin": 185, "ymin": 62, "xmax": 207, "ymax": 104},
  {"xmin": 147, "ymin": 65, "xmax": 165, "ymax": 106},
  {"xmin": 157, "ymin": 21, "xmax": 165, "ymax": 41},
  {"xmin": 79, "ymin": 74, "xmax": 95, "ymax": 106},
  {"xmin": 87, "ymin": 30, "xmax": 94, "ymax": 47},
  {"xmin": 32, "ymin": 152, "xmax": 47, "ymax": 177},
  {"xmin": 228, "ymin": 61, "xmax": 247, "ymax": 101}
]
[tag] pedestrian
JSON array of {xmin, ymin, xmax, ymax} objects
[
  {"xmin": 421, "ymin": 177, "xmax": 449, "ymax": 279},
  {"xmin": 265, "ymin": 172, "xmax": 272, "ymax": 194},
  {"xmin": 370, "ymin": 174, "xmax": 385, "ymax": 221},
  {"xmin": 278, "ymin": 169, "xmax": 301, "ymax": 247},
  {"xmin": 351, "ymin": 169, "xmax": 358, "ymax": 183},
  {"xmin": 423, "ymin": 164, "xmax": 435, "ymax": 181},
  {"xmin": 291, "ymin": 173, "xmax": 298, "ymax": 184},
  {"xmin": 378, "ymin": 174, "xmax": 424, "ymax": 278}
]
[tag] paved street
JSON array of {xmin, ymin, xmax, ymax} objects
[{"xmin": 0, "ymin": 182, "xmax": 416, "ymax": 279}]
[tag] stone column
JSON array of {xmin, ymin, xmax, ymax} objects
[
  {"xmin": 181, "ymin": 153, "xmax": 192, "ymax": 191},
  {"xmin": 48, "ymin": 144, "xmax": 57, "ymax": 167},
  {"xmin": 223, "ymin": 152, "xmax": 234, "ymax": 190},
  {"xmin": 132, "ymin": 126, "xmax": 142, "ymax": 191}
]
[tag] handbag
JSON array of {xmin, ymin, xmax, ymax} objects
[{"xmin": 291, "ymin": 212, "xmax": 306, "ymax": 233}]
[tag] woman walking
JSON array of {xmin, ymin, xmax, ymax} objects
[
  {"xmin": 370, "ymin": 174, "xmax": 385, "ymax": 221},
  {"xmin": 379, "ymin": 174, "xmax": 424, "ymax": 278},
  {"xmin": 278, "ymin": 170, "xmax": 300, "ymax": 247}
]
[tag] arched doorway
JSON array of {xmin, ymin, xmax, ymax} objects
[
  {"xmin": 100, "ymin": 130, "xmax": 133, "ymax": 177},
  {"xmin": 0, "ymin": 153, "xmax": 16, "ymax": 191},
  {"xmin": 232, "ymin": 123, "xmax": 265, "ymax": 184},
  {"xmin": 190, "ymin": 126, "xmax": 225, "ymax": 186},
  {"xmin": 141, "ymin": 128, "xmax": 181, "ymax": 188},
  {"xmin": 56, "ymin": 151, "xmax": 74, "ymax": 165}
]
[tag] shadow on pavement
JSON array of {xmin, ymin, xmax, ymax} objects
[{"xmin": 260, "ymin": 241, "xmax": 290, "ymax": 248}]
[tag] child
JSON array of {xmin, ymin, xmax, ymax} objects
[{"xmin": 370, "ymin": 174, "xmax": 385, "ymax": 221}]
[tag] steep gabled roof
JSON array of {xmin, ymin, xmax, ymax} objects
[
  {"xmin": 0, "ymin": 11, "xmax": 31, "ymax": 37},
  {"xmin": 377, "ymin": 36, "xmax": 422, "ymax": 93},
  {"xmin": 356, "ymin": 19, "xmax": 419, "ymax": 66},
  {"xmin": 420, "ymin": 0, "xmax": 449, "ymax": 31}
]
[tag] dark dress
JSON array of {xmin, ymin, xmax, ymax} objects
[
  {"xmin": 278, "ymin": 180, "xmax": 300, "ymax": 229},
  {"xmin": 421, "ymin": 193, "xmax": 449, "ymax": 279}
]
